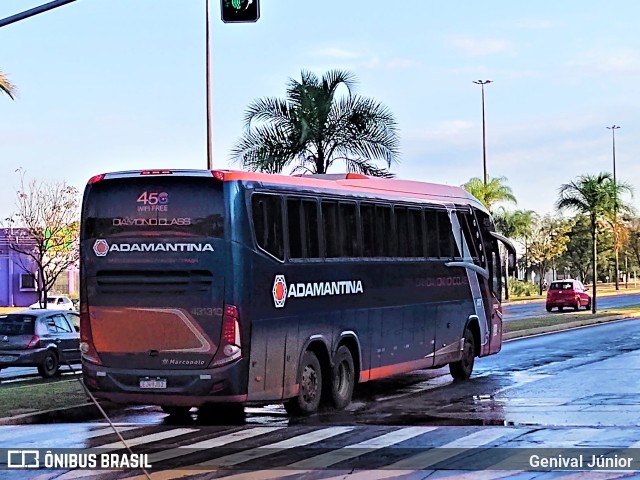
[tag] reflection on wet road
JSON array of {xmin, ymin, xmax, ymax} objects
[{"xmin": 3, "ymin": 318, "xmax": 640, "ymax": 479}]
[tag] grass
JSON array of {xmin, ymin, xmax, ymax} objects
[
  {"xmin": 504, "ymin": 304, "xmax": 640, "ymax": 334},
  {"xmin": 0, "ymin": 378, "xmax": 88, "ymax": 418}
]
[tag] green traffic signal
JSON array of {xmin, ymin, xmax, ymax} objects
[{"xmin": 221, "ymin": 0, "xmax": 260, "ymax": 23}]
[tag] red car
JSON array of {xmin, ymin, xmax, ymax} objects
[{"xmin": 546, "ymin": 279, "xmax": 592, "ymax": 312}]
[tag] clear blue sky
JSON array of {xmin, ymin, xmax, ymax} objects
[{"xmin": 1, "ymin": 0, "xmax": 639, "ymax": 220}]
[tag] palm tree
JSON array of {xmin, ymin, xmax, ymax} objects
[
  {"xmin": 462, "ymin": 176, "xmax": 517, "ymax": 213},
  {"xmin": 0, "ymin": 70, "xmax": 16, "ymax": 100},
  {"xmin": 556, "ymin": 172, "xmax": 633, "ymax": 313},
  {"xmin": 231, "ymin": 69, "xmax": 400, "ymax": 177}
]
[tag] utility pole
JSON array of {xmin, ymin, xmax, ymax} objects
[
  {"xmin": 206, "ymin": 0, "xmax": 213, "ymax": 170},
  {"xmin": 607, "ymin": 125, "xmax": 621, "ymax": 290},
  {"xmin": 473, "ymin": 80, "xmax": 492, "ymax": 185}
]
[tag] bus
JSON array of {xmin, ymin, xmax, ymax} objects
[{"xmin": 79, "ymin": 169, "xmax": 516, "ymax": 416}]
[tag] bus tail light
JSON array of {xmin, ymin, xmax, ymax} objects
[
  {"xmin": 79, "ymin": 304, "xmax": 103, "ymax": 365},
  {"xmin": 87, "ymin": 174, "xmax": 105, "ymax": 184},
  {"xmin": 210, "ymin": 305, "xmax": 242, "ymax": 367}
]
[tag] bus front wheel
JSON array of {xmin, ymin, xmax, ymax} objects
[
  {"xmin": 285, "ymin": 350, "xmax": 322, "ymax": 416},
  {"xmin": 449, "ymin": 327, "xmax": 475, "ymax": 381},
  {"xmin": 329, "ymin": 346, "xmax": 355, "ymax": 410}
]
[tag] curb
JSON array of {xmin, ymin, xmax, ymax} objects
[{"xmin": 0, "ymin": 401, "xmax": 120, "ymax": 426}]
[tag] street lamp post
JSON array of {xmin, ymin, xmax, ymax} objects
[
  {"xmin": 473, "ymin": 80, "xmax": 492, "ymax": 185},
  {"xmin": 607, "ymin": 124, "xmax": 620, "ymax": 290},
  {"xmin": 206, "ymin": 0, "xmax": 213, "ymax": 170}
]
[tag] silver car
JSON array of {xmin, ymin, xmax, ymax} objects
[{"xmin": 28, "ymin": 295, "xmax": 75, "ymax": 311}]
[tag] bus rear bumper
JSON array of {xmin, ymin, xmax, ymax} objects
[{"xmin": 82, "ymin": 361, "xmax": 247, "ymax": 407}]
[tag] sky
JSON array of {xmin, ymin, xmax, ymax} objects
[{"xmin": 1, "ymin": 0, "xmax": 639, "ymax": 221}]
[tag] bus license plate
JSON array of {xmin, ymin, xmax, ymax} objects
[{"xmin": 139, "ymin": 378, "xmax": 167, "ymax": 389}]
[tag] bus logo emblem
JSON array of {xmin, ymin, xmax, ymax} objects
[
  {"xmin": 272, "ymin": 275, "xmax": 287, "ymax": 308},
  {"xmin": 93, "ymin": 239, "xmax": 110, "ymax": 257}
]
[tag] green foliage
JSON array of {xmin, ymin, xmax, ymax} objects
[
  {"xmin": 462, "ymin": 176, "xmax": 517, "ymax": 213},
  {"xmin": 231, "ymin": 69, "xmax": 400, "ymax": 177},
  {"xmin": 0, "ymin": 70, "xmax": 16, "ymax": 100},
  {"xmin": 509, "ymin": 279, "xmax": 539, "ymax": 297}
]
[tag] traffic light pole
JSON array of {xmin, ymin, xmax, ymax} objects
[{"xmin": 0, "ymin": 0, "xmax": 77, "ymax": 28}]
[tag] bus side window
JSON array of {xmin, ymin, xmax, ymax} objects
[
  {"xmin": 339, "ymin": 202, "xmax": 359, "ymax": 257},
  {"xmin": 302, "ymin": 200, "xmax": 320, "ymax": 258},
  {"xmin": 408, "ymin": 208, "xmax": 424, "ymax": 257},
  {"xmin": 425, "ymin": 209, "xmax": 439, "ymax": 258},
  {"xmin": 375, "ymin": 205, "xmax": 392, "ymax": 257},
  {"xmin": 361, "ymin": 203, "xmax": 375, "ymax": 257},
  {"xmin": 322, "ymin": 201, "xmax": 340, "ymax": 258},
  {"xmin": 395, "ymin": 206, "xmax": 409, "ymax": 257},
  {"xmin": 288, "ymin": 198, "xmax": 321, "ymax": 259},
  {"xmin": 287, "ymin": 199, "xmax": 304, "ymax": 258},
  {"xmin": 252, "ymin": 194, "xmax": 284, "ymax": 261}
]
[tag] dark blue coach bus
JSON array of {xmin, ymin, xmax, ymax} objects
[{"xmin": 79, "ymin": 169, "xmax": 516, "ymax": 416}]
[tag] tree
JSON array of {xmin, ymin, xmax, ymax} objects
[
  {"xmin": 3, "ymin": 169, "xmax": 80, "ymax": 308},
  {"xmin": 493, "ymin": 208, "xmax": 538, "ymax": 298},
  {"xmin": 528, "ymin": 215, "xmax": 572, "ymax": 294},
  {"xmin": 555, "ymin": 215, "xmax": 598, "ymax": 282},
  {"xmin": 556, "ymin": 172, "xmax": 633, "ymax": 313},
  {"xmin": 462, "ymin": 176, "xmax": 517, "ymax": 213},
  {"xmin": 231, "ymin": 69, "xmax": 400, "ymax": 177},
  {"xmin": 0, "ymin": 70, "xmax": 16, "ymax": 100}
]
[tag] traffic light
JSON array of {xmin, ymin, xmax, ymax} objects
[{"xmin": 221, "ymin": 0, "xmax": 260, "ymax": 23}]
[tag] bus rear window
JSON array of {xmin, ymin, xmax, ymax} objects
[{"xmin": 82, "ymin": 177, "xmax": 224, "ymax": 238}]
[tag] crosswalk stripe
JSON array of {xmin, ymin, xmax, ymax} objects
[
  {"xmin": 207, "ymin": 426, "xmax": 438, "ymax": 480},
  {"xmin": 317, "ymin": 428, "xmax": 511, "ymax": 480},
  {"xmin": 149, "ymin": 426, "xmax": 284, "ymax": 464},
  {"xmin": 322, "ymin": 470, "xmax": 524, "ymax": 480},
  {"xmin": 202, "ymin": 426, "xmax": 354, "ymax": 467},
  {"xmin": 289, "ymin": 426, "xmax": 437, "ymax": 469},
  {"xmin": 85, "ymin": 426, "xmax": 142, "ymax": 440},
  {"xmin": 51, "ymin": 428, "xmax": 200, "ymax": 479},
  {"xmin": 96, "ymin": 428, "xmax": 199, "ymax": 452},
  {"xmin": 128, "ymin": 427, "xmax": 352, "ymax": 480}
]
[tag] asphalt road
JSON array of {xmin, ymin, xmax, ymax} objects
[
  {"xmin": 503, "ymin": 291, "xmax": 640, "ymax": 320},
  {"xmin": 2, "ymin": 317, "xmax": 640, "ymax": 478}
]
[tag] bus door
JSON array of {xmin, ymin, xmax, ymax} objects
[
  {"xmin": 472, "ymin": 208, "xmax": 503, "ymax": 354},
  {"xmin": 449, "ymin": 208, "xmax": 491, "ymax": 353}
]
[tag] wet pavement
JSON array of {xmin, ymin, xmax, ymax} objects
[{"xmin": 2, "ymin": 318, "xmax": 640, "ymax": 478}]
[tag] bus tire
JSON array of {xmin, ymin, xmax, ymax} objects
[
  {"xmin": 449, "ymin": 328, "xmax": 475, "ymax": 381},
  {"xmin": 329, "ymin": 346, "xmax": 355, "ymax": 410},
  {"xmin": 284, "ymin": 350, "xmax": 322, "ymax": 416},
  {"xmin": 161, "ymin": 406, "xmax": 191, "ymax": 417}
]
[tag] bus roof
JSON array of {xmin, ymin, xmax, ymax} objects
[{"xmin": 94, "ymin": 169, "xmax": 487, "ymax": 213}]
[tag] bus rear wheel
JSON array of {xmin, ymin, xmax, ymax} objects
[
  {"xmin": 329, "ymin": 346, "xmax": 355, "ymax": 410},
  {"xmin": 284, "ymin": 350, "xmax": 322, "ymax": 416},
  {"xmin": 449, "ymin": 327, "xmax": 475, "ymax": 381}
]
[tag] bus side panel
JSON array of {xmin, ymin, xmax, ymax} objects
[
  {"xmin": 247, "ymin": 318, "xmax": 290, "ymax": 402},
  {"xmin": 355, "ymin": 309, "xmax": 373, "ymax": 382}
]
